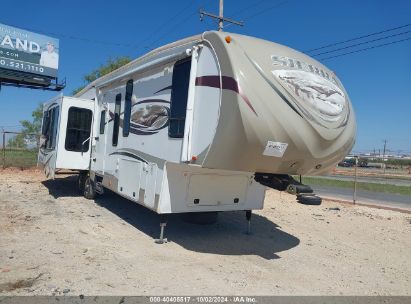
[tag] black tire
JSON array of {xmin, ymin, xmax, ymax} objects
[
  {"xmin": 181, "ymin": 212, "xmax": 219, "ymax": 225},
  {"xmin": 77, "ymin": 172, "xmax": 87, "ymax": 194},
  {"xmin": 83, "ymin": 176, "xmax": 96, "ymax": 200},
  {"xmin": 297, "ymin": 195, "xmax": 322, "ymax": 205}
]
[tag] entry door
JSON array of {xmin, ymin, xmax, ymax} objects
[
  {"xmin": 39, "ymin": 104, "xmax": 60, "ymax": 179},
  {"xmin": 168, "ymin": 58, "xmax": 192, "ymax": 140},
  {"xmin": 181, "ymin": 48, "xmax": 199, "ymax": 162},
  {"xmin": 167, "ymin": 55, "xmax": 197, "ymax": 162},
  {"xmin": 92, "ymin": 103, "xmax": 108, "ymax": 175}
]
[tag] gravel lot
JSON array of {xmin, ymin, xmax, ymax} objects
[{"xmin": 0, "ymin": 169, "xmax": 410, "ymax": 295}]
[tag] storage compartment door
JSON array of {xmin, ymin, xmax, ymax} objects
[
  {"xmin": 141, "ymin": 163, "xmax": 158, "ymax": 208},
  {"xmin": 186, "ymin": 174, "xmax": 249, "ymax": 206},
  {"xmin": 118, "ymin": 158, "xmax": 142, "ymax": 200}
]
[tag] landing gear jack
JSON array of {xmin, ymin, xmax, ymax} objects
[
  {"xmin": 155, "ymin": 215, "xmax": 168, "ymax": 244},
  {"xmin": 245, "ymin": 210, "xmax": 252, "ymax": 235}
]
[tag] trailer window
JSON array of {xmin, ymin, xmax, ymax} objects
[
  {"xmin": 99, "ymin": 110, "xmax": 106, "ymax": 134},
  {"xmin": 40, "ymin": 106, "xmax": 60, "ymax": 150},
  {"xmin": 41, "ymin": 106, "xmax": 59, "ymax": 150},
  {"xmin": 41, "ymin": 111, "xmax": 49, "ymax": 136},
  {"xmin": 65, "ymin": 107, "xmax": 93, "ymax": 152},
  {"xmin": 112, "ymin": 93, "xmax": 121, "ymax": 146},
  {"xmin": 123, "ymin": 79, "xmax": 133, "ymax": 137},
  {"xmin": 50, "ymin": 107, "xmax": 59, "ymax": 149},
  {"xmin": 169, "ymin": 58, "xmax": 191, "ymax": 138}
]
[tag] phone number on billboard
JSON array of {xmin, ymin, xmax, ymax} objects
[{"xmin": 0, "ymin": 58, "xmax": 44, "ymax": 73}]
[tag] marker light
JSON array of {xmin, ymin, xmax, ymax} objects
[
  {"xmin": 191, "ymin": 156, "xmax": 198, "ymax": 161},
  {"xmin": 225, "ymin": 36, "xmax": 231, "ymax": 43}
]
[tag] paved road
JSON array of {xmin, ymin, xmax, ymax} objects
[
  {"xmin": 312, "ymin": 185, "xmax": 411, "ymax": 211},
  {"xmin": 312, "ymin": 175, "xmax": 411, "ymax": 186}
]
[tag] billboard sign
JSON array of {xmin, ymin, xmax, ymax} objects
[{"xmin": 0, "ymin": 23, "xmax": 59, "ymax": 79}]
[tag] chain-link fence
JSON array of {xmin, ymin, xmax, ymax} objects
[
  {"xmin": 1, "ymin": 131, "xmax": 40, "ymax": 169},
  {"xmin": 302, "ymin": 156, "xmax": 411, "ymax": 207}
]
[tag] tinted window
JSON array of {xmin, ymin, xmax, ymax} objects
[
  {"xmin": 65, "ymin": 107, "xmax": 93, "ymax": 152},
  {"xmin": 112, "ymin": 93, "xmax": 121, "ymax": 146},
  {"xmin": 41, "ymin": 111, "xmax": 49, "ymax": 136},
  {"xmin": 123, "ymin": 79, "xmax": 133, "ymax": 137},
  {"xmin": 42, "ymin": 106, "xmax": 59, "ymax": 150},
  {"xmin": 169, "ymin": 58, "xmax": 191, "ymax": 138},
  {"xmin": 50, "ymin": 107, "xmax": 60, "ymax": 149},
  {"xmin": 99, "ymin": 110, "xmax": 106, "ymax": 134}
]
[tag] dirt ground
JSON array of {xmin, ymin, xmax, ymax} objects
[{"xmin": 0, "ymin": 169, "xmax": 410, "ymax": 296}]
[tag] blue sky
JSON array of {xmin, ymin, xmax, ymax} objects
[{"xmin": 0, "ymin": 0, "xmax": 410, "ymax": 153}]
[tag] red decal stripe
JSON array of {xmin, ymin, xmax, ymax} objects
[{"xmin": 195, "ymin": 76, "xmax": 257, "ymax": 116}]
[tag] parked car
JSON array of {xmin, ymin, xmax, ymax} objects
[{"xmin": 338, "ymin": 161, "xmax": 354, "ymax": 167}]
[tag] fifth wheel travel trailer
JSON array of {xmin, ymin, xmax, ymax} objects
[{"xmin": 39, "ymin": 31, "xmax": 356, "ymax": 242}]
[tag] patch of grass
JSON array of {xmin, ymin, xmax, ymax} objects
[
  {"xmin": 301, "ymin": 176, "xmax": 411, "ymax": 196},
  {"xmin": 2, "ymin": 149, "xmax": 38, "ymax": 168}
]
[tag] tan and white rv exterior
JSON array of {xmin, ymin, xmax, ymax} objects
[{"xmin": 39, "ymin": 31, "xmax": 355, "ymax": 237}]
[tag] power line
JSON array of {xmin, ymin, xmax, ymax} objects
[
  {"xmin": 0, "ymin": 125, "xmax": 22, "ymax": 128},
  {"xmin": 1, "ymin": 21, "xmax": 137, "ymax": 49},
  {"xmin": 225, "ymin": 0, "xmax": 290, "ymax": 29},
  {"xmin": 202, "ymin": 16, "xmax": 219, "ymax": 30},
  {"xmin": 139, "ymin": 0, "xmax": 216, "ymax": 51},
  {"xmin": 144, "ymin": 11, "xmax": 198, "ymax": 51},
  {"xmin": 2, "ymin": 2, "xmax": 197, "ymax": 51},
  {"xmin": 137, "ymin": 1, "xmax": 196, "ymax": 50},
  {"xmin": 242, "ymin": 0, "xmax": 290, "ymax": 22},
  {"xmin": 305, "ymin": 23, "xmax": 411, "ymax": 53},
  {"xmin": 317, "ymin": 37, "xmax": 411, "ymax": 61},
  {"xmin": 311, "ymin": 30, "xmax": 411, "ymax": 57},
  {"xmin": 229, "ymin": 0, "xmax": 270, "ymax": 18},
  {"xmin": 200, "ymin": 0, "xmax": 244, "ymax": 32}
]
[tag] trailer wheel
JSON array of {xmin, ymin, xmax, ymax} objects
[
  {"xmin": 181, "ymin": 212, "xmax": 219, "ymax": 225},
  {"xmin": 83, "ymin": 176, "xmax": 96, "ymax": 200},
  {"xmin": 77, "ymin": 172, "xmax": 87, "ymax": 194}
]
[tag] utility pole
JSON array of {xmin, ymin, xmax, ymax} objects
[
  {"xmin": 219, "ymin": 0, "xmax": 224, "ymax": 31},
  {"xmin": 382, "ymin": 139, "xmax": 387, "ymax": 159},
  {"xmin": 353, "ymin": 155, "xmax": 358, "ymax": 204},
  {"xmin": 200, "ymin": 0, "xmax": 244, "ymax": 31},
  {"xmin": 2, "ymin": 127, "xmax": 5, "ymax": 169},
  {"xmin": 382, "ymin": 139, "xmax": 387, "ymax": 174}
]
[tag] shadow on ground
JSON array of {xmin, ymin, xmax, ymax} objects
[
  {"xmin": 42, "ymin": 175, "xmax": 81, "ymax": 199},
  {"xmin": 42, "ymin": 175, "xmax": 300, "ymax": 260}
]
